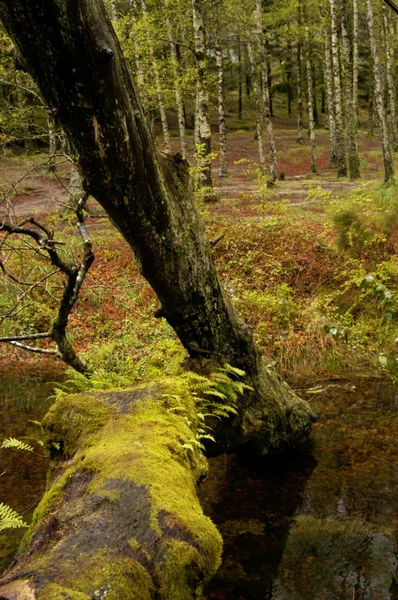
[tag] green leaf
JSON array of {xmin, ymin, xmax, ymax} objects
[{"xmin": 1, "ymin": 438, "xmax": 34, "ymax": 452}]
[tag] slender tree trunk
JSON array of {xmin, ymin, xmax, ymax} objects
[
  {"xmin": 192, "ymin": 0, "xmax": 212, "ymax": 188},
  {"xmin": 311, "ymin": 63, "xmax": 318, "ymax": 126},
  {"xmin": 297, "ymin": 4, "xmax": 305, "ymax": 144},
  {"xmin": 238, "ymin": 39, "xmax": 243, "ymax": 120},
  {"xmin": 287, "ymin": 36, "xmax": 293, "ymax": 115},
  {"xmin": 340, "ymin": 0, "xmax": 360, "ymax": 179},
  {"xmin": 255, "ymin": 0, "xmax": 277, "ymax": 183},
  {"xmin": 329, "ymin": 0, "xmax": 347, "ymax": 176},
  {"xmin": 266, "ymin": 48, "xmax": 273, "ymax": 118},
  {"xmin": 382, "ymin": 2, "xmax": 398, "ymax": 151},
  {"xmin": 247, "ymin": 41, "xmax": 266, "ymax": 170},
  {"xmin": 216, "ymin": 43, "xmax": 227, "ymax": 177},
  {"xmin": 321, "ymin": 6, "xmax": 338, "ymax": 167},
  {"xmin": 367, "ymin": 87, "xmax": 374, "ymax": 137},
  {"xmin": 166, "ymin": 14, "xmax": 188, "ymax": 159},
  {"xmin": 47, "ymin": 113, "xmax": 56, "ymax": 170},
  {"xmin": 141, "ymin": 0, "xmax": 171, "ymax": 153},
  {"xmin": 366, "ymin": 0, "xmax": 394, "ymax": 182},
  {"xmin": 352, "ymin": 0, "xmax": 359, "ymax": 125},
  {"xmin": 305, "ymin": 25, "xmax": 317, "ymax": 174}
]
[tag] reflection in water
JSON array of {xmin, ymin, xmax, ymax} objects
[
  {"xmin": 0, "ymin": 365, "xmax": 59, "ymax": 573},
  {"xmin": 200, "ymin": 378, "xmax": 398, "ymax": 600}
]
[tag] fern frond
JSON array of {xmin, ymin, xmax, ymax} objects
[
  {"xmin": 0, "ymin": 503, "xmax": 27, "ymax": 532},
  {"xmin": 222, "ymin": 364, "xmax": 246, "ymax": 378},
  {"xmin": 1, "ymin": 438, "xmax": 34, "ymax": 452}
]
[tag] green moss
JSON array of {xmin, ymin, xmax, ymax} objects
[
  {"xmin": 22, "ymin": 379, "xmax": 222, "ymax": 598},
  {"xmin": 37, "ymin": 550, "xmax": 154, "ymax": 600},
  {"xmin": 42, "ymin": 394, "xmax": 112, "ymax": 457},
  {"xmin": 157, "ymin": 540, "xmax": 210, "ymax": 600}
]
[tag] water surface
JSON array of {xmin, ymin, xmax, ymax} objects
[
  {"xmin": 0, "ymin": 364, "xmax": 59, "ymax": 572},
  {"xmin": 199, "ymin": 377, "xmax": 398, "ymax": 600}
]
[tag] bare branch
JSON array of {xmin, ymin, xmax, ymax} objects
[
  {"xmin": 9, "ymin": 341, "xmax": 60, "ymax": 355},
  {"xmin": 0, "ymin": 332, "xmax": 50, "ymax": 342}
]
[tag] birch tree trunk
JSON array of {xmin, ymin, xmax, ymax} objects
[
  {"xmin": 141, "ymin": 0, "xmax": 171, "ymax": 153},
  {"xmin": 47, "ymin": 113, "xmax": 56, "ymax": 170},
  {"xmin": 238, "ymin": 39, "xmax": 243, "ymax": 120},
  {"xmin": 321, "ymin": 4, "xmax": 338, "ymax": 167},
  {"xmin": 192, "ymin": 0, "xmax": 212, "ymax": 188},
  {"xmin": 247, "ymin": 41, "xmax": 266, "ymax": 171},
  {"xmin": 382, "ymin": 2, "xmax": 398, "ymax": 151},
  {"xmin": 366, "ymin": 0, "xmax": 394, "ymax": 182},
  {"xmin": 329, "ymin": 0, "xmax": 347, "ymax": 177},
  {"xmin": 352, "ymin": 0, "xmax": 359, "ymax": 125},
  {"xmin": 216, "ymin": 43, "xmax": 227, "ymax": 177},
  {"xmin": 255, "ymin": 0, "xmax": 277, "ymax": 183},
  {"xmin": 165, "ymin": 13, "xmax": 188, "ymax": 160},
  {"xmin": 340, "ymin": 0, "xmax": 360, "ymax": 179},
  {"xmin": 304, "ymin": 25, "xmax": 317, "ymax": 174},
  {"xmin": 296, "ymin": 3, "xmax": 305, "ymax": 144}
]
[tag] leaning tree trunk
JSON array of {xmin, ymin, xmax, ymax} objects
[
  {"xmin": 0, "ymin": 0, "xmax": 313, "ymax": 452},
  {"xmin": 366, "ymin": 0, "xmax": 394, "ymax": 182},
  {"xmin": 329, "ymin": 0, "xmax": 347, "ymax": 177},
  {"xmin": 192, "ymin": 0, "xmax": 212, "ymax": 188},
  {"xmin": 0, "ymin": 382, "xmax": 223, "ymax": 599}
]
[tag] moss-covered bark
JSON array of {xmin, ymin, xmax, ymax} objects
[
  {"xmin": 0, "ymin": 0, "xmax": 314, "ymax": 454},
  {"xmin": 0, "ymin": 382, "xmax": 222, "ymax": 599}
]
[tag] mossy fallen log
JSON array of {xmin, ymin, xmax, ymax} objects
[{"xmin": 0, "ymin": 380, "xmax": 222, "ymax": 599}]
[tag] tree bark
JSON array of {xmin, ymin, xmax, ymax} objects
[
  {"xmin": 165, "ymin": 12, "xmax": 188, "ymax": 160},
  {"xmin": 238, "ymin": 39, "xmax": 243, "ymax": 120},
  {"xmin": 247, "ymin": 41, "xmax": 266, "ymax": 171},
  {"xmin": 255, "ymin": 0, "xmax": 277, "ymax": 183},
  {"xmin": 141, "ymin": 0, "xmax": 171, "ymax": 153},
  {"xmin": 329, "ymin": 0, "xmax": 347, "ymax": 176},
  {"xmin": 0, "ymin": 383, "xmax": 223, "ymax": 599},
  {"xmin": 340, "ymin": 0, "xmax": 360, "ymax": 179},
  {"xmin": 366, "ymin": 0, "xmax": 394, "ymax": 182},
  {"xmin": 382, "ymin": 2, "xmax": 398, "ymax": 151},
  {"xmin": 321, "ymin": 3, "xmax": 338, "ymax": 167},
  {"xmin": 215, "ymin": 43, "xmax": 227, "ymax": 177},
  {"xmin": 296, "ymin": 3, "xmax": 305, "ymax": 144},
  {"xmin": 192, "ymin": 0, "xmax": 212, "ymax": 188},
  {"xmin": 304, "ymin": 25, "xmax": 317, "ymax": 174},
  {"xmin": 0, "ymin": 0, "xmax": 313, "ymax": 455}
]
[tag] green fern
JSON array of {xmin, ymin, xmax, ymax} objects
[
  {"xmin": 1, "ymin": 438, "xmax": 33, "ymax": 452},
  {"xmin": 0, "ymin": 503, "xmax": 27, "ymax": 532}
]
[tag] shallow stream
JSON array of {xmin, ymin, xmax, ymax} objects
[{"xmin": 1, "ymin": 373, "xmax": 398, "ymax": 600}]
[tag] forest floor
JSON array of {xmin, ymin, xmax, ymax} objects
[
  {"xmin": 0, "ymin": 122, "xmax": 385, "ymax": 218},
  {"xmin": 1, "ymin": 120, "xmax": 398, "ymax": 386}
]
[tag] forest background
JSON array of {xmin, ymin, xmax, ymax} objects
[{"xmin": 1, "ymin": 0, "xmax": 398, "ymax": 594}]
